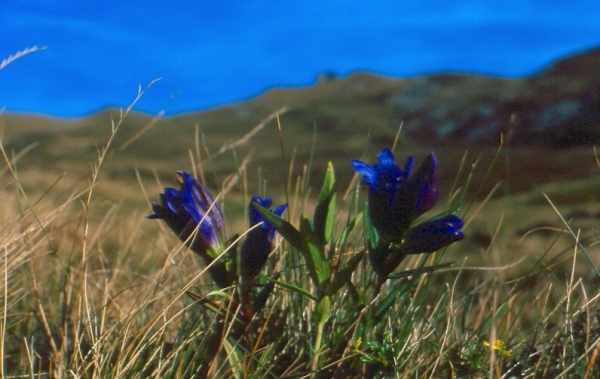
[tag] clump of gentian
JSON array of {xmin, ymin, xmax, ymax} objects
[
  {"xmin": 149, "ymin": 171, "xmax": 230, "ymax": 287},
  {"xmin": 352, "ymin": 148, "xmax": 440, "ymax": 243},
  {"xmin": 241, "ymin": 195, "xmax": 287, "ymax": 280},
  {"xmin": 352, "ymin": 148, "xmax": 464, "ymax": 275}
]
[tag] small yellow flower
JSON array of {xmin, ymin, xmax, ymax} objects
[
  {"xmin": 483, "ymin": 339, "xmax": 512, "ymax": 358},
  {"xmin": 354, "ymin": 337, "xmax": 362, "ymax": 350}
]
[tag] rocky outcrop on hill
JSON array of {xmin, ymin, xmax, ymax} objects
[{"xmin": 397, "ymin": 48, "xmax": 600, "ymax": 147}]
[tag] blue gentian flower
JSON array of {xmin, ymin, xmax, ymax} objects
[
  {"xmin": 241, "ymin": 195, "xmax": 287, "ymax": 279},
  {"xmin": 401, "ymin": 215, "xmax": 464, "ymax": 254},
  {"xmin": 149, "ymin": 171, "xmax": 224, "ymax": 248},
  {"xmin": 149, "ymin": 171, "xmax": 229, "ymax": 286},
  {"xmin": 352, "ymin": 148, "xmax": 439, "ymax": 243}
]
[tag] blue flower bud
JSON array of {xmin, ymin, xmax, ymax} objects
[
  {"xmin": 149, "ymin": 171, "xmax": 223, "ymax": 248},
  {"xmin": 401, "ymin": 214, "xmax": 464, "ymax": 254},
  {"xmin": 241, "ymin": 195, "xmax": 287, "ymax": 279},
  {"xmin": 411, "ymin": 153, "xmax": 439, "ymax": 215},
  {"xmin": 149, "ymin": 171, "xmax": 229, "ymax": 286}
]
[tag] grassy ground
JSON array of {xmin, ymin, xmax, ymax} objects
[
  {"xmin": 2, "ymin": 45, "xmax": 600, "ymax": 376},
  {"xmin": 1, "ymin": 98, "xmax": 600, "ymax": 379}
]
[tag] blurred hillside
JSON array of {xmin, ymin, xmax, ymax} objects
[{"xmin": 1, "ymin": 47, "xmax": 599, "ymax": 202}]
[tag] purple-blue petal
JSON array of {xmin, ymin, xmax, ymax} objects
[
  {"xmin": 377, "ymin": 148, "xmax": 396, "ymax": 167},
  {"xmin": 178, "ymin": 170, "xmax": 225, "ymax": 231},
  {"xmin": 150, "ymin": 171, "xmax": 224, "ymax": 251},
  {"xmin": 402, "ymin": 214, "xmax": 465, "ymax": 253},
  {"xmin": 416, "ymin": 181, "xmax": 439, "ymax": 214},
  {"xmin": 199, "ymin": 219, "xmax": 218, "ymax": 245},
  {"xmin": 412, "ymin": 153, "xmax": 439, "ymax": 215},
  {"xmin": 180, "ymin": 202, "xmax": 200, "ymax": 224},
  {"xmin": 352, "ymin": 160, "xmax": 377, "ymax": 188},
  {"xmin": 147, "ymin": 203, "xmax": 163, "ymax": 219},
  {"xmin": 273, "ymin": 203, "xmax": 288, "ymax": 217},
  {"xmin": 163, "ymin": 188, "xmax": 180, "ymax": 214},
  {"xmin": 197, "ymin": 185, "xmax": 225, "ymax": 230},
  {"xmin": 403, "ymin": 156, "xmax": 415, "ymax": 178},
  {"xmin": 254, "ymin": 196, "xmax": 273, "ymax": 212},
  {"xmin": 444, "ymin": 214, "xmax": 464, "ymax": 229},
  {"xmin": 249, "ymin": 195, "xmax": 286, "ymax": 233},
  {"xmin": 249, "ymin": 195, "xmax": 270, "ymax": 226},
  {"xmin": 244, "ymin": 195, "xmax": 287, "ymax": 274}
]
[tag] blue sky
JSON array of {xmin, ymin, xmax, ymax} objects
[{"xmin": 1, "ymin": 1, "xmax": 599, "ymax": 117}]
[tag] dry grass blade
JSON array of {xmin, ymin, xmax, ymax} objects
[
  {"xmin": 543, "ymin": 192, "xmax": 600, "ymax": 277},
  {"xmin": 464, "ymin": 181, "xmax": 502, "ymax": 228},
  {"xmin": 0, "ymin": 45, "xmax": 46, "ymax": 72},
  {"xmin": 585, "ymin": 340, "xmax": 600, "ymax": 379},
  {"xmin": 118, "ymin": 110, "xmax": 166, "ymax": 151},
  {"xmin": 558, "ymin": 336, "xmax": 600, "ymax": 377},
  {"xmin": 215, "ymin": 106, "xmax": 289, "ymax": 157}
]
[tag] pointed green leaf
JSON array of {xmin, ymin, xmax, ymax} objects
[
  {"xmin": 255, "ymin": 205, "xmax": 331, "ymax": 288},
  {"xmin": 299, "ymin": 217, "xmax": 322, "ymax": 286},
  {"xmin": 222, "ymin": 340, "xmax": 243, "ymax": 379},
  {"xmin": 314, "ymin": 161, "xmax": 337, "ymax": 245},
  {"xmin": 337, "ymin": 213, "xmax": 362, "ymax": 251},
  {"xmin": 363, "ymin": 201, "xmax": 379, "ymax": 249},
  {"xmin": 224, "ymin": 233, "xmax": 239, "ymax": 280},
  {"xmin": 273, "ymin": 280, "xmax": 318, "ymax": 302},
  {"xmin": 315, "ymin": 295, "xmax": 332, "ymax": 324},
  {"xmin": 301, "ymin": 218, "xmax": 332, "ymax": 287},
  {"xmin": 254, "ymin": 204, "xmax": 306, "ymax": 254}
]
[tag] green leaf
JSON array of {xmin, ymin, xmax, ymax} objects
[
  {"xmin": 224, "ymin": 233, "xmax": 239, "ymax": 279},
  {"xmin": 301, "ymin": 218, "xmax": 332, "ymax": 288},
  {"xmin": 273, "ymin": 280, "xmax": 317, "ymax": 302},
  {"xmin": 363, "ymin": 202, "xmax": 392, "ymax": 277},
  {"xmin": 255, "ymin": 205, "xmax": 331, "ymax": 288},
  {"xmin": 363, "ymin": 201, "xmax": 379, "ymax": 249},
  {"xmin": 254, "ymin": 204, "xmax": 306, "ymax": 254},
  {"xmin": 222, "ymin": 340, "xmax": 243, "ymax": 379},
  {"xmin": 337, "ymin": 213, "xmax": 362, "ymax": 251},
  {"xmin": 314, "ymin": 161, "xmax": 337, "ymax": 245},
  {"xmin": 315, "ymin": 295, "xmax": 332, "ymax": 324}
]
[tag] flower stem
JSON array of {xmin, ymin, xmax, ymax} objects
[{"xmin": 311, "ymin": 318, "xmax": 326, "ymax": 377}]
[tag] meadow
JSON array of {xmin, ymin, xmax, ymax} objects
[{"xmin": 2, "ymin": 55, "xmax": 600, "ymax": 378}]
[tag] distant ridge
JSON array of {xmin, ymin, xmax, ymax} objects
[{"xmin": 3, "ymin": 47, "xmax": 600, "ymax": 148}]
